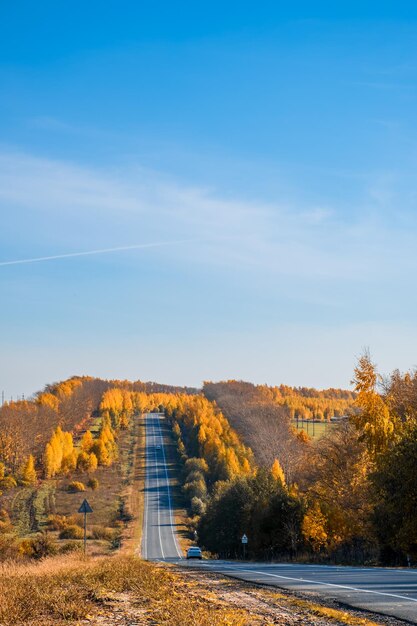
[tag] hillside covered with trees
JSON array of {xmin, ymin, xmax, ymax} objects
[
  {"xmin": 1, "ymin": 362, "xmax": 417, "ymax": 567},
  {"xmin": 0, "ymin": 377, "xmax": 197, "ymax": 558},
  {"xmin": 198, "ymin": 361, "xmax": 417, "ymax": 565}
]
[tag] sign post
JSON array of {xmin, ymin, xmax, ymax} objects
[
  {"xmin": 78, "ymin": 499, "xmax": 93, "ymax": 555},
  {"xmin": 241, "ymin": 533, "xmax": 248, "ymax": 560}
]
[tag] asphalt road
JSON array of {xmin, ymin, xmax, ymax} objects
[
  {"xmin": 142, "ymin": 413, "xmax": 417, "ymax": 623},
  {"xmin": 141, "ymin": 413, "xmax": 182, "ymax": 560}
]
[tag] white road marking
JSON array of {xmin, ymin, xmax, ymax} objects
[
  {"xmin": 153, "ymin": 416, "xmax": 165, "ymax": 559},
  {"xmin": 220, "ymin": 566, "xmax": 417, "ymax": 603},
  {"xmin": 142, "ymin": 413, "xmax": 149, "ymax": 559},
  {"xmin": 156, "ymin": 414, "xmax": 183, "ymax": 559}
]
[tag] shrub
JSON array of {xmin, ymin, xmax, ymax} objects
[
  {"xmin": 47, "ymin": 514, "xmax": 81, "ymax": 530},
  {"xmin": 59, "ymin": 524, "xmax": 84, "ymax": 540},
  {"xmin": 191, "ymin": 496, "xmax": 206, "ymax": 516},
  {"xmin": 27, "ymin": 532, "xmax": 58, "ymax": 559},
  {"xmin": 185, "ymin": 470, "xmax": 205, "ymax": 484},
  {"xmin": 18, "ymin": 539, "xmax": 34, "ymax": 558},
  {"xmin": 183, "ymin": 478, "xmax": 207, "ymax": 500},
  {"xmin": 87, "ymin": 477, "xmax": 99, "ymax": 490},
  {"xmin": 117, "ymin": 499, "xmax": 132, "ymax": 522},
  {"xmin": 76, "ymin": 451, "xmax": 89, "ymax": 472},
  {"xmin": 46, "ymin": 514, "xmax": 68, "ymax": 531},
  {"xmin": 60, "ymin": 541, "xmax": 83, "ymax": 554},
  {"xmin": 90, "ymin": 526, "xmax": 116, "ymax": 541},
  {"xmin": 0, "ymin": 476, "xmax": 17, "ymax": 492},
  {"xmin": 77, "ymin": 451, "xmax": 98, "ymax": 473},
  {"xmin": 184, "ymin": 457, "xmax": 209, "ymax": 476},
  {"xmin": 67, "ymin": 481, "xmax": 85, "ymax": 493},
  {"xmin": 110, "ymin": 533, "xmax": 122, "ymax": 550}
]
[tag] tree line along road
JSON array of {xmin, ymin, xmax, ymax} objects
[{"xmin": 141, "ymin": 413, "xmax": 417, "ymax": 624}]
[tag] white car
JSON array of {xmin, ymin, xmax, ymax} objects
[{"xmin": 186, "ymin": 546, "xmax": 202, "ymax": 560}]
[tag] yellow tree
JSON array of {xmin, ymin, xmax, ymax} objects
[
  {"xmin": 50, "ymin": 427, "xmax": 64, "ymax": 474},
  {"xmin": 44, "ymin": 443, "xmax": 55, "ymax": 478},
  {"xmin": 302, "ymin": 502, "xmax": 328, "ymax": 552},
  {"xmin": 271, "ymin": 458, "xmax": 286, "ymax": 486},
  {"xmin": 351, "ymin": 352, "xmax": 395, "ymax": 455},
  {"xmin": 80, "ymin": 430, "xmax": 94, "ymax": 452},
  {"xmin": 87, "ymin": 452, "xmax": 98, "ymax": 472},
  {"xmin": 91, "ymin": 439, "xmax": 110, "ymax": 466},
  {"xmin": 20, "ymin": 454, "xmax": 37, "ymax": 485}
]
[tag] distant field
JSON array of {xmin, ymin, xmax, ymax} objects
[{"xmin": 292, "ymin": 420, "xmax": 334, "ymax": 439}]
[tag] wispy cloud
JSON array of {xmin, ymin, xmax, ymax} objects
[
  {"xmin": 0, "ymin": 148, "xmax": 416, "ymax": 283},
  {"xmin": 0, "ymin": 240, "xmax": 195, "ymax": 267}
]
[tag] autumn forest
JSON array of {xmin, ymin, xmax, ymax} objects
[{"xmin": 0, "ymin": 356, "xmax": 416, "ymax": 566}]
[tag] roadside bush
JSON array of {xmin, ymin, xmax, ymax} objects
[
  {"xmin": 191, "ymin": 496, "xmax": 206, "ymax": 516},
  {"xmin": 26, "ymin": 532, "xmax": 58, "ymax": 559},
  {"xmin": 19, "ymin": 533, "xmax": 58, "ymax": 559},
  {"xmin": 90, "ymin": 526, "xmax": 116, "ymax": 541},
  {"xmin": 67, "ymin": 480, "xmax": 85, "ymax": 493},
  {"xmin": 59, "ymin": 524, "xmax": 84, "ymax": 540},
  {"xmin": 184, "ymin": 457, "xmax": 209, "ymax": 476},
  {"xmin": 185, "ymin": 470, "xmax": 206, "ymax": 484},
  {"xmin": 183, "ymin": 478, "xmax": 207, "ymax": 500},
  {"xmin": 87, "ymin": 477, "xmax": 99, "ymax": 490},
  {"xmin": 117, "ymin": 499, "xmax": 132, "ymax": 523}
]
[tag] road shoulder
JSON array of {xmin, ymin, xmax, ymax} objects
[{"xmin": 174, "ymin": 566, "xmax": 411, "ymax": 626}]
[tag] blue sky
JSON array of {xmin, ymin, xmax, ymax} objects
[{"xmin": 1, "ymin": 2, "xmax": 417, "ymax": 398}]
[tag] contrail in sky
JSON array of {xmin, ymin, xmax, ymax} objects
[{"xmin": 0, "ymin": 240, "xmax": 195, "ymax": 267}]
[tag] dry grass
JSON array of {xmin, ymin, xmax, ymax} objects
[
  {"xmin": 54, "ymin": 463, "xmax": 122, "ymax": 528},
  {"xmin": 0, "ymin": 555, "xmax": 249, "ymax": 625},
  {"xmin": 51, "ymin": 420, "xmax": 140, "ymax": 540},
  {"xmin": 264, "ymin": 591, "xmax": 383, "ymax": 626}
]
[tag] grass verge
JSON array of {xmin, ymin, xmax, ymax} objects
[
  {"xmin": 266, "ymin": 591, "xmax": 385, "ymax": 626},
  {"xmin": 0, "ymin": 555, "xmax": 249, "ymax": 626}
]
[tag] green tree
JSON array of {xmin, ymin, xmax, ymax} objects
[{"xmin": 372, "ymin": 424, "xmax": 417, "ymax": 562}]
